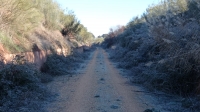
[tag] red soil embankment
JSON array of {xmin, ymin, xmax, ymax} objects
[
  {"xmin": 2, "ymin": 48, "xmax": 70, "ymax": 69},
  {"xmin": 0, "ymin": 45, "xmax": 86, "ymax": 70}
]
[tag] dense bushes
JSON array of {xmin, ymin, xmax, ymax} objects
[
  {"xmin": 103, "ymin": 0, "xmax": 200, "ymax": 97},
  {"xmin": 0, "ymin": 0, "xmax": 94, "ymax": 111},
  {"xmin": 0, "ymin": 62, "xmax": 48, "ymax": 112},
  {"xmin": 41, "ymin": 54, "xmax": 73, "ymax": 76},
  {"xmin": 143, "ymin": 0, "xmax": 200, "ymax": 95},
  {"xmin": 0, "ymin": 0, "xmax": 94, "ymax": 53},
  {"xmin": 40, "ymin": 48, "xmax": 91, "ymax": 76},
  {"xmin": 0, "ymin": 47, "xmax": 93, "ymax": 111}
]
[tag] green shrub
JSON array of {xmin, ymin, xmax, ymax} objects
[
  {"xmin": 0, "ymin": 0, "xmax": 43, "ymax": 36},
  {"xmin": 35, "ymin": 0, "xmax": 62, "ymax": 30},
  {"xmin": 0, "ymin": 0, "xmax": 93, "ymax": 53},
  {"xmin": 0, "ymin": 32, "xmax": 24, "ymax": 53}
]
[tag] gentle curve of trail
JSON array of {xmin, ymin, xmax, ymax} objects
[{"xmin": 46, "ymin": 47, "xmax": 159, "ymax": 112}]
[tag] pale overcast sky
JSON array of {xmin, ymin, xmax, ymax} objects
[{"xmin": 55, "ymin": 0, "xmax": 160, "ymax": 37}]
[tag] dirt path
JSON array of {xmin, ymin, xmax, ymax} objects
[{"xmin": 46, "ymin": 48, "xmax": 160, "ymax": 112}]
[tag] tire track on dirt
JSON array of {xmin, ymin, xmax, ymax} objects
[{"xmin": 46, "ymin": 47, "xmax": 159, "ymax": 112}]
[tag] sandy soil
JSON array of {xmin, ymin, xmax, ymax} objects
[{"xmin": 45, "ymin": 48, "xmax": 162, "ymax": 112}]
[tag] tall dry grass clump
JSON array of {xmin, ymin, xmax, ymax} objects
[
  {"xmin": 0, "ymin": 0, "xmax": 42, "ymax": 35},
  {"xmin": 0, "ymin": 0, "xmax": 43, "ymax": 52}
]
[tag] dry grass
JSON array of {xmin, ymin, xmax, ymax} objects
[
  {"xmin": 103, "ymin": 0, "xmax": 200, "ymax": 111},
  {"xmin": 29, "ymin": 25, "xmax": 71, "ymax": 52},
  {"xmin": 0, "ymin": 0, "xmax": 91, "ymax": 53}
]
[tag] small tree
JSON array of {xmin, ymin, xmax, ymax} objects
[{"xmin": 61, "ymin": 20, "xmax": 81, "ymax": 38}]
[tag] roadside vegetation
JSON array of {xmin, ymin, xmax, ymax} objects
[
  {"xmin": 0, "ymin": 0, "xmax": 95, "ymax": 111},
  {"xmin": 103, "ymin": 0, "xmax": 200, "ymax": 111},
  {"xmin": 40, "ymin": 48, "xmax": 92, "ymax": 79},
  {"xmin": 0, "ymin": 0, "xmax": 94, "ymax": 53},
  {"xmin": 0, "ymin": 49, "xmax": 93, "ymax": 111},
  {"xmin": 0, "ymin": 61, "xmax": 47, "ymax": 111}
]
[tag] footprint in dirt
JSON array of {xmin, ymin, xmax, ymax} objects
[
  {"xmin": 110, "ymin": 105, "xmax": 120, "ymax": 109},
  {"xmin": 94, "ymin": 95, "xmax": 100, "ymax": 98},
  {"xmin": 96, "ymin": 108, "xmax": 107, "ymax": 112},
  {"xmin": 100, "ymin": 78, "xmax": 105, "ymax": 81}
]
